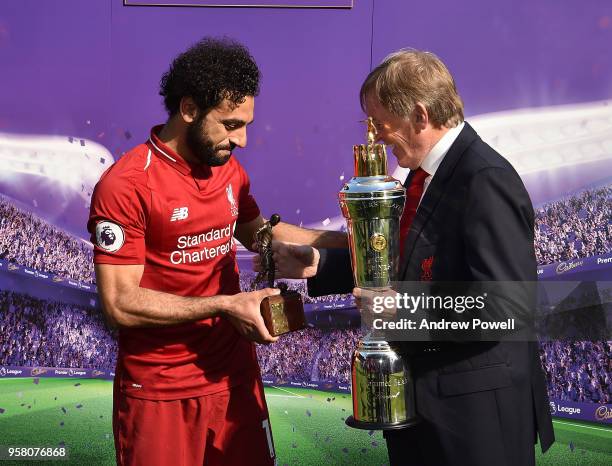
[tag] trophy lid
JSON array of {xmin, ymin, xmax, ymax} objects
[{"xmin": 353, "ymin": 117, "xmax": 388, "ymax": 177}]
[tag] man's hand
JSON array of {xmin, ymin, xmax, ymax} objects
[
  {"xmin": 353, "ymin": 287, "xmax": 398, "ymax": 330},
  {"xmin": 253, "ymin": 241, "xmax": 320, "ymax": 279},
  {"xmin": 223, "ymin": 288, "xmax": 280, "ymax": 344}
]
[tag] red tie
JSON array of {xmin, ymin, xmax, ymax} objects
[{"xmin": 400, "ymin": 167, "xmax": 429, "ymax": 258}]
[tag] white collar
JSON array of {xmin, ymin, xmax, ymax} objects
[{"xmin": 420, "ymin": 121, "xmax": 465, "ymax": 176}]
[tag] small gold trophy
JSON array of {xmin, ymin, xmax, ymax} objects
[{"xmin": 254, "ymin": 214, "xmax": 306, "ymax": 336}]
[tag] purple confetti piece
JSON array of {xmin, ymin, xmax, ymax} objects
[
  {"xmin": 342, "ymin": 448, "xmax": 349, "ymax": 454},
  {"xmin": 368, "ymin": 430, "xmax": 375, "ymax": 436},
  {"xmin": 74, "ymin": 383, "xmax": 81, "ymax": 387},
  {"xmin": 0, "ymin": 408, "xmax": 5, "ymax": 414},
  {"xmin": 27, "ymin": 405, "xmax": 31, "ymax": 409},
  {"xmin": 124, "ymin": 131, "xmax": 132, "ymax": 140},
  {"xmin": 61, "ymin": 407, "xmax": 67, "ymax": 414},
  {"xmin": 60, "ymin": 422, "xmax": 64, "ymax": 427},
  {"xmin": 58, "ymin": 442, "xmax": 65, "ymax": 447},
  {"xmin": 341, "ymin": 408, "xmax": 346, "ymax": 412},
  {"xmin": 20, "ymin": 403, "xmax": 25, "ymax": 407},
  {"xmin": 326, "ymin": 398, "xmax": 331, "ymax": 402},
  {"xmin": 76, "ymin": 404, "xmax": 83, "ymax": 409},
  {"xmin": 33, "ymin": 378, "xmax": 39, "ymax": 385},
  {"xmin": 371, "ymin": 441, "xmax": 378, "ymax": 447},
  {"xmin": 54, "ymin": 397, "xmax": 57, "ymax": 400},
  {"xmin": 569, "ymin": 441, "xmax": 575, "ymax": 452},
  {"xmin": 361, "ymin": 448, "xmax": 367, "ymax": 454},
  {"xmin": 291, "ymin": 443, "xmax": 297, "ymax": 449},
  {"xmin": 306, "ymin": 410, "xmax": 312, "ymax": 417}
]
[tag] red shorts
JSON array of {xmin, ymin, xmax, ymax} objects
[{"xmin": 113, "ymin": 377, "xmax": 276, "ymax": 466}]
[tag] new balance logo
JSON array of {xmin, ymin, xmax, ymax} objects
[{"xmin": 170, "ymin": 207, "xmax": 189, "ymax": 222}]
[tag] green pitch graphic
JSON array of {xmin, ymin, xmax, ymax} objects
[{"xmin": 0, "ymin": 378, "xmax": 610, "ymax": 465}]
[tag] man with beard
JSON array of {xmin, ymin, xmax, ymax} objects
[{"xmin": 88, "ymin": 38, "xmax": 345, "ymax": 466}]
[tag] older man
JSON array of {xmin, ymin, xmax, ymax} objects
[{"xmin": 273, "ymin": 49, "xmax": 555, "ymax": 465}]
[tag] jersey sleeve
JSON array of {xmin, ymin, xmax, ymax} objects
[
  {"xmin": 235, "ymin": 161, "xmax": 260, "ymax": 224},
  {"xmin": 87, "ymin": 172, "xmax": 150, "ymax": 264}
]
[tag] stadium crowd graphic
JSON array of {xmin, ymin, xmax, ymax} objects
[
  {"xmin": 0, "ymin": 184, "xmax": 610, "ymax": 404},
  {"xmin": 0, "ymin": 287, "xmax": 610, "ymax": 404},
  {"xmin": 0, "ymin": 197, "xmax": 95, "ymax": 284},
  {"xmin": 534, "ymin": 185, "xmax": 612, "ymax": 265},
  {"xmin": 0, "ymin": 185, "xmax": 610, "ymax": 286}
]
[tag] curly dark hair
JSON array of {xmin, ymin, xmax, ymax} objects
[{"xmin": 159, "ymin": 37, "xmax": 260, "ymax": 116}]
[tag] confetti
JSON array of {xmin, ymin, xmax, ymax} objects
[
  {"xmin": 99, "ymin": 415, "xmax": 103, "ymax": 419},
  {"xmin": 124, "ymin": 131, "xmax": 132, "ymax": 140},
  {"xmin": 0, "ymin": 408, "xmax": 5, "ymax": 414},
  {"xmin": 342, "ymin": 448, "xmax": 348, "ymax": 454},
  {"xmin": 33, "ymin": 378, "xmax": 39, "ymax": 385},
  {"xmin": 291, "ymin": 443, "xmax": 297, "ymax": 449},
  {"xmin": 54, "ymin": 397, "xmax": 57, "ymax": 401},
  {"xmin": 60, "ymin": 422, "xmax": 64, "ymax": 427},
  {"xmin": 368, "ymin": 430, "xmax": 375, "ymax": 436},
  {"xmin": 27, "ymin": 405, "xmax": 31, "ymax": 409},
  {"xmin": 326, "ymin": 398, "xmax": 331, "ymax": 402},
  {"xmin": 569, "ymin": 441, "xmax": 575, "ymax": 452},
  {"xmin": 74, "ymin": 383, "xmax": 81, "ymax": 387},
  {"xmin": 20, "ymin": 403, "xmax": 25, "ymax": 407},
  {"xmin": 61, "ymin": 407, "xmax": 67, "ymax": 414},
  {"xmin": 58, "ymin": 442, "xmax": 65, "ymax": 447},
  {"xmin": 361, "ymin": 448, "xmax": 367, "ymax": 454},
  {"xmin": 306, "ymin": 410, "xmax": 312, "ymax": 417},
  {"xmin": 76, "ymin": 404, "xmax": 83, "ymax": 409},
  {"xmin": 322, "ymin": 218, "xmax": 331, "ymax": 226},
  {"xmin": 371, "ymin": 441, "xmax": 378, "ymax": 447}
]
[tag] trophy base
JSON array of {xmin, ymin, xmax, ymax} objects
[
  {"xmin": 260, "ymin": 290, "xmax": 306, "ymax": 337},
  {"xmin": 345, "ymin": 415, "xmax": 421, "ymax": 431}
]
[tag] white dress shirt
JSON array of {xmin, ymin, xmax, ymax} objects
[{"xmin": 418, "ymin": 122, "xmax": 465, "ymax": 204}]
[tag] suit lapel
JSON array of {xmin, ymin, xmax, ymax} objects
[{"xmin": 399, "ymin": 123, "xmax": 479, "ymax": 278}]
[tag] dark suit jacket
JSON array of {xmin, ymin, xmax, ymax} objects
[{"xmin": 308, "ymin": 123, "xmax": 555, "ymax": 466}]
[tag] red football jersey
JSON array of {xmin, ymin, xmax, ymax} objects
[{"xmin": 88, "ymin": 126, "xmax": 261, "ymax": 400}]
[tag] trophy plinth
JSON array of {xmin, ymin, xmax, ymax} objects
[
  {"xmin": 345, "ymin": 339, "xmax": 419, "ymax": 430},
  {"xmin": 339, "ymin": 118, "xmax": 419, "ymax": 430},
  {"xmin": 260, "ymin": 288, "xmax": 306, "ymax": 337},
  {"xmin": 254, "ymin": 214, "xmax": 306, "ymax": 337}
]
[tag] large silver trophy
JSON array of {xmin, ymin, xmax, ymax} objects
[{"xmin": 339, "ymin": 118, "xmax": 419, "ymax": 430}]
